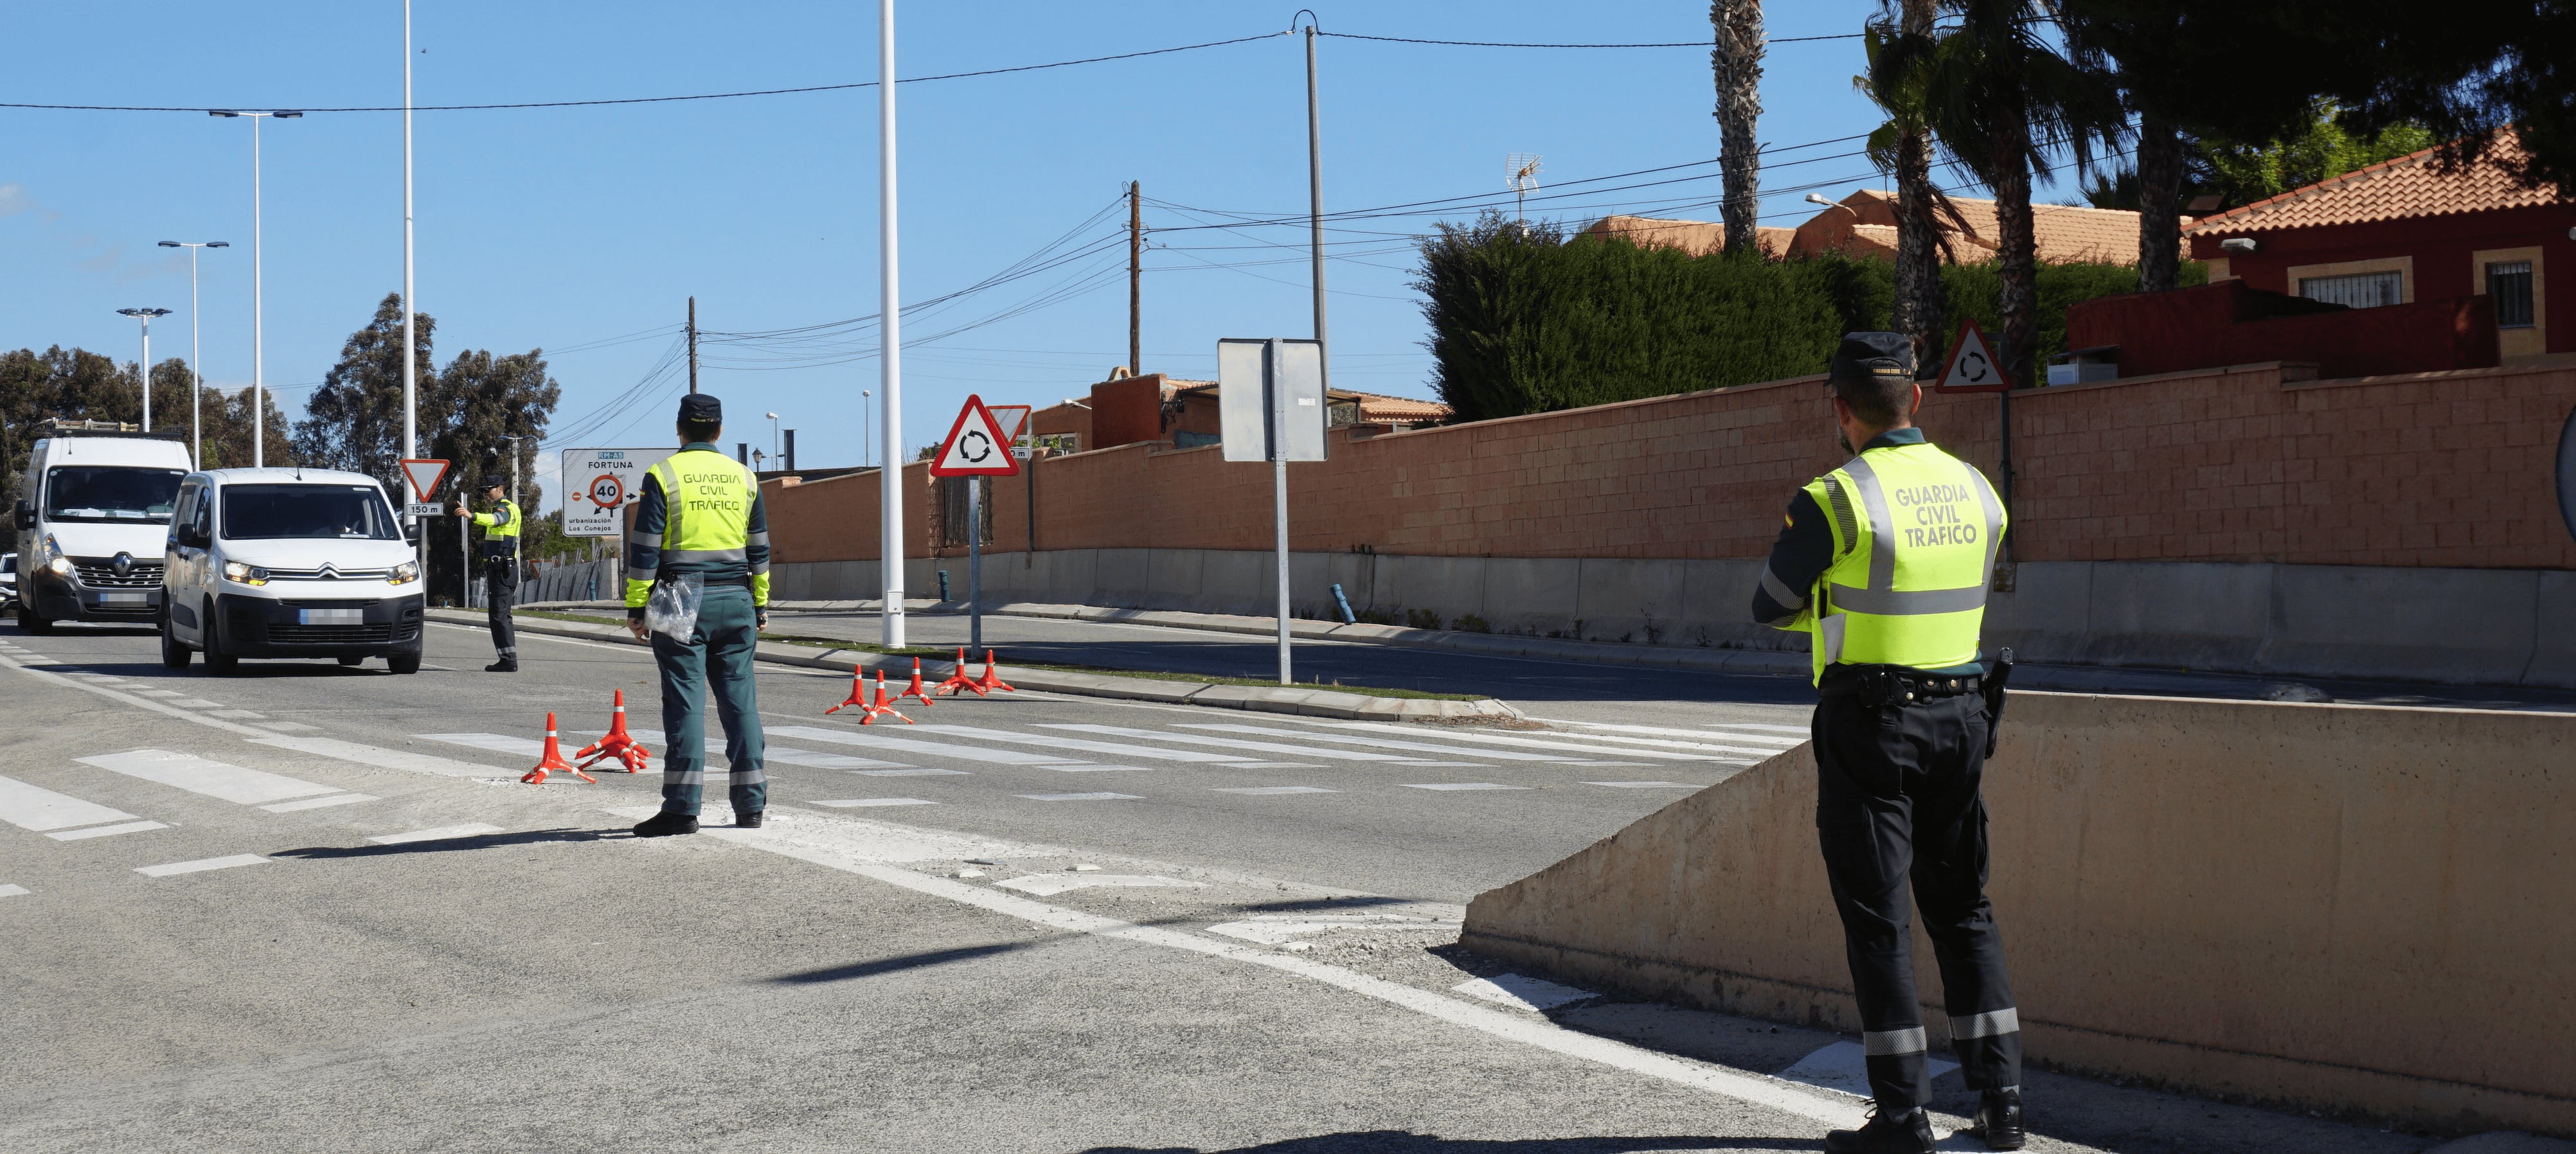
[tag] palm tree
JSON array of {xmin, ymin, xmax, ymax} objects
[
  {"xmin": 1858, "ymin": 0, "xmax": 1956, "ymax": 371},
  {"xmin": 1710, "ymin": 0, "xmax": 1765, "ymax": 254},
  {"xmin": 1873, "ymin": 0, "xmax": 2125, "ymax": 386}
]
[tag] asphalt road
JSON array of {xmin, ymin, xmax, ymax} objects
[{"xmin": 0, "ymin": 617, "xmax": 2454, "ymax": 1153}]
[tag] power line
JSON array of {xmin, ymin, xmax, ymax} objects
[{"xmin": 1318, "ymin": 31, "xmax": 1863, "ymax": 48}]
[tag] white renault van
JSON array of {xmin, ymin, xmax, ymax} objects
[
  {"xmin": 14, "ymin": 421, "xmax": 193, "ymax": 632},
  {"xmin": 161, "ymin": 468, "xmax": 426, "ymax": 675}
]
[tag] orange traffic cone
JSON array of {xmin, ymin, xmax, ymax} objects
[
  {"xmin": 824, "ymin": 663, "xmax": 872, "ymax": 715},
  {"xmin": 897, "ymin": 657, "xmax": 938, "ymax": 707},
  {"xmin": 974, "ymin": 651, "xmax": 1017, "ymax": 695},
  {"xmin": 521, "ymin": 713, "xmax": 598, "ymax": 785},
  {"xmin": 575, "ymin": 689, "xmax": 652, "ymax": 774},
  {"xmin": 859, "ymin": 670, "xmax": 912, "ymax": 725},
  {"xmin": 935, "ymin": 647, "xmax": 986, "ymax": 698}
]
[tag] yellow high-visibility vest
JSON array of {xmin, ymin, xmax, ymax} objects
[{"xmin": 1795, "ymin": 441, "xmax": 2006, "ymax": 684}]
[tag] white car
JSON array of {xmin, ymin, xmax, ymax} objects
[
  {"xmin": 161, "ymin": 468, "xmax": 426, "ymax": 675},
  {"xmin": 1, "ymin": 553, "xmax": 17, "ymax": 609}
]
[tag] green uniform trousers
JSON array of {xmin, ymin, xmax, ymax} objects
[{"xmin": 652, "ymin": 582, "xmax": 767, "ymax": 817}]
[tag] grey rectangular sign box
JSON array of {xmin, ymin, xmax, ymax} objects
[{"xmin": 1218, "ymin": 337, "xmax": 1327, "ymax": 684}]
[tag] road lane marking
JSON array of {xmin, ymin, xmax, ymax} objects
[
  {"xmin": 708, "ymin": 830, "xmax": 1865, "ymax": 1131},
  {"xmin": 1534, "ymin": 718, "xmax": 1807, "ymax": 747},
  {"xmin": 137, "ymin": 853, "xmax": 270, "ymax": 877},
  {"xmin": 1206, "ymin": 913, "xmax": 1458, "ymax": 947},
  {"xmin": 0, "ymin": 774, "xmax": 145, "ymax": 832},
  {"xmin": 994, "ymin": 873, "xmax": 1201, "ymax": 897},
  {"xmin": 1315, "ymin": 722, "xmax": 1746, "ymax": 763},
  {"xmin": 262, "ymin": 794, "xmax": 379, "ymax": 813},
  {"xmin": 767, "ymin": 725, "xmax": 1098, "ymax": 768},
  {"xmin": 809, "ymin": 798, "xmax": 939, "ymax": 808},
  {"xmin": 417, "ymin": 732, "xmax": 543, "ymax": 757},
  {"xmin": 251, "ymin": 736, "xmax": 505, "ymax": 778},
  {"xmin": 1177, "ymin": 723, "xmax": 1625, "ymax": 764},
  {"xmin": 0, "ymin": 883, "xmax": 28, "ymax": 898},
  {"xmin": 1776, "ymin": 1040, "xmax": 1958, "ymax": 1099},
  {"xmin": 251, "ymin": 722, "xmax": 324, "ymax": 732},
  {"xmin": 1212, "ymin": 786, "xmax": 1336, "ymax": 795},
  {"xmin": 629, "ymin": 729, "xmax": 895, "ymax": 770},
  {"xmin": 48, "ymin": 819, "xmax": 171, "ymax": 840},
  {"xmin": 1042, "ymin": 723, "xmax": 1460, "ymax": 765},
  {"xmin": 367, "ymin": 823, "xmax": 503, "ymax": 844},
  {"xmin": 1015, "ymin": 792, "xmax": 1140, "ymax": 802},
  {"xmin": 1453, "ymin": 973, "xmax": 1598, "ymax": 1012},
  {"xmin": 1584, "ymin": 781, "xmax": 1704, "ymax": 789},
  {"xmin": 1046, "ymin": 765, "xmax": 1153, "ymax": 772},
  {"xmin": 1399, "ymin": 783, "xmax": 1528, "ymax": 791},
  {"xmin": 165, "ymin": 698, "xmax": 223, "ymax": 709},
  {"xmin": 914, "ymin": 723, "xmax": 1258, "ymax": 764},
  {"xmin": 1226, "ymin": 761, "xmax": 1328, "ymax": 769},
  {"xmin": 132, "ymin": 689, "xmax": 187, "ymax": 698},
  {"xmin": 206, "ymin": 710, "xmax": 267, "ymax": 720},
  {"xmin": 851, "ymin": 767, "xmax": 965, "ymax": 777},
  {"xmin": 76, "ymin": 749, "xmax": 340, "ymax": 805}
]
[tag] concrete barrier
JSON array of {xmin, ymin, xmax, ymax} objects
[
  {"xmin": 773, "ymin": 549, "xmax": 2576, "ymax": 688},
  {"xmin": 1458, "ymin": 692, "xmax": 2576, "ymax": 1136}
]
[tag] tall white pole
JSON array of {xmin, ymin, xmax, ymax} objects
[
  {"xmin": 1306, "ymin": 24, "xmax": 1330, "ymax": 396},
  {"xmin": 188, "ymin": 249, "xmax": 202, "ymax": 468},
  {"xmin": 139, "ymin": 319, "xmax": 153, "ymax": 432},
  {"xmin": 877, "ymin": 0, "xmax": 906, "ymax": 648},
  {"xmin": 251, "ymin": 114, "xmax": 266, "ymax": 468},
  {"xmin": 404, "ymin": 0, "xmax": 421, "ymax": 574}
]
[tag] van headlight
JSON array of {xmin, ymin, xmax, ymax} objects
[
  {"xmin": 45, "ymin": 556, "xmax": 72, "ymax": 578},
  {"xmin": 389, "ymin": 561, "xmax": 420, "ymax": 585},
  {"xmin": 222, "ymin": 561, "xmax": 269, "ymax": 587}
]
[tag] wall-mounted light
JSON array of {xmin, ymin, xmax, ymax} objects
[{"xmin": 2220, "ymin": 237, "xmax": 2260, "ymax": 254}]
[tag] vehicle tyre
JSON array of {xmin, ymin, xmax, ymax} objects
[
  {"xmin": 201, "ymin": 599, "xmax": 238, "ymax": 676},
  {"xmin": 18, "ymin": 603, "xmax": 51, "ymax": 635},
  {"xmin": 159, "ymin": 607, "xmax": 192, "ymax": 670},
  {"xmin": 337, "ymin": 655, "xmax": 364, "ymax": 667},
  {"xmin": 386, "ymin": 652, "xmax": 421, "ymax": 675}
]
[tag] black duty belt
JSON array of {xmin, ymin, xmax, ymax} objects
[{"xmin": 1820, "ymin": 664, "xmax": 1983, "ymax": 706}]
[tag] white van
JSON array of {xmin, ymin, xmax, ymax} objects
[
  {"xmin": 13, "ymin": 422, "xmax": 193, "ymax": 632},
  {"xmin": 160, "ymin": 468, "xmax": 426, "ymax": 675}
]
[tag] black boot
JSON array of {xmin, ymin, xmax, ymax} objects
[
  {"xmin": 485, "ymin": 659, "xmax": 517, "ymax": 673},
  {"xmin": 735, "ymin": 811, "xmax": 764, "ymax": 829},
  {"xmin": 631, "ymin": 811, "xmax": 699, "ymax": 838},
  {"xmin": 1972, "ymin": 1087, "xmax": 2025, "ymax": 1150},
  {"xmin": 1823, "ymin": 1102, "xmax": 1935, "ymax": 1153}
]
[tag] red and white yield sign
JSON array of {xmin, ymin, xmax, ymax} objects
[
  {"xmin": 397, "ymin": 457, "xmax": 451, "ymax": 501},
  {"xmin": 929, "ymin": 394, "xmax": 1022, "ymax": 477}
]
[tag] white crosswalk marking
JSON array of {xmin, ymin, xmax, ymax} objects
[
  {"xmin": 1178, "ymin": 722, "xmax": 1641, "ymax": 764},
  {"xmin": 1536, "ymin": 718, "xmax": 1807, "ymax": 745},
  {"xmin": 1309, "ymin": 722, "xmax": 1743, "ymax": 763},
  {"xmin": 915, "ymin": 724, "xmax": 1257, "ymax": 765},
  {"xmin": 262, "ymin": 794, "xmax": 378, "ymax": 813},
  {"xmin": 852, "ymin": 767, "xmax": 964, "ymax": 777},
  {"xmin": 809, "ymin": 798, "xmax": 938, "ymax": 808},
  {"xmin": 629, "ymin": 729, "xmax": 897, "ymax": 770},
  {"xmin": 0, "ymin": 774, "xmax": 143, "ymax": 832},
  {"xmin": 766, "ymin": 725, "xmax": 1095, "ymax": 767},
  {"xmin": 136, "ymin": 854, "xmax": 269, "ymax": 878},
  {"xmin": 418, "ymin": 732, "xmax": 543, "ymax": 757},
  {"xmin": 1582, "ymin": 781, "xmax": 1703, "ymax": 789},
  {"xmin": 47, "ymin": 820, "xmax": 169, "ymax": 841},
  {"xmin": 368, "ymin": 824, "xmax": 501, "ymax": 845},
  {"xmin": 255, "ymin": 736, "xmax": 501, "ymax": 778},
  {"xmin": 1212, "ymin": 786, "xmax": 1336, "ymax": 795},
  {"xmin": 76, "ymin": 750, "xmax": 341, "ymax": 805},
  {"xmin": 0, "ymin": 883, "xmax": 28, "ymax": 898},
  {"xmin": 1016, "ymin": 792, "xmax": 1139, "ymax": 802},
  {"xmin": 1041, "ymin": 723, "xmax": 1459, "ymax": 765},
  {"xmin": 1399, "ymin": 783, "xmax": 1528, "ymax": 791}
]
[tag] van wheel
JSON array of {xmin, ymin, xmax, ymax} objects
[
  {"xmin": 18, "ymin": 603, "xmax": 51, "ymax": 635},
  {"xmin": 201, "ymin": 600, "xmax": 238, "ymax": 675},
  {"xmin": 159, "ymin": 608, "xmax": 192, "ymax": 670},
  {"xmin": 386, "ymin": 652, "xmax": 421, "ymax": 675}
]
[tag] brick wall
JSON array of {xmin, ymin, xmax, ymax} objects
[{"xmin": 764, "ymin": 359, "xmax": 2576, "ymax": 573}]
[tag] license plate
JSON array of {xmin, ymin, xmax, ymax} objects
[
  {"xmin": 98, "ymin": 592, "xmax": 148, "ymax": 604},
  {"xmin": 298, "ymin": 608, "xmax": 365, "ymax": 625}
]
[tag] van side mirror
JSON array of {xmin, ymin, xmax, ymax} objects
[
  {"xmin": 12, "ymin": 501, "xmax": 29, "ymax": 531},
  {"xmin": 174, "ymin": 524, "xmax": 206, "ymax": 549}
]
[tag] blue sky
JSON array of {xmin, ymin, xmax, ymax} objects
[{"xmin": 0, "ymin": 1, "xmax": 2028, "ymax": 504}]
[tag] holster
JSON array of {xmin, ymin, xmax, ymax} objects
[{"xmin": 1981, "ymin": 646, "xmax": 2016, "ymax": 758}]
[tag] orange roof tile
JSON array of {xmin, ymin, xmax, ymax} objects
[
  {"xmin": 2184, "ymin": 130, "xmax": 2568, "ymax": 236},
  {"xmin": 1580, "ymin": 215, "xmax": 1794, "ymax": 257}
]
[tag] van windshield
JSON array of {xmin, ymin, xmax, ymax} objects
[
  {"xmin": 220, "ymin": 484, "xmax": 402, "ymax": 541},
  {"xmin": 44, "ymin": 466, "xmax": 185, "ymax": 524}
]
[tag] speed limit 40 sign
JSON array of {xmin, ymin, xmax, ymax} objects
[{"xmin": 560, "ymin": 448, "xmax": 665, "ymax": 537}]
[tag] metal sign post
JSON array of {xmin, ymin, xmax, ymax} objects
[
  {"xmin": 1219, "ymin": 338, "xmax": 1326, "ymax": 684},
  {"xmin": 929, "ymin": 395, "xmax": 1021, "ymax": 659}
]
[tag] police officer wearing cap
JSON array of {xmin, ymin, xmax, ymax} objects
[
  {"xmin": 627, "ymin": 393, "xmax": 773, "ymax": 838},
  {"xmin": 1753, "ymin": 333, "xmax": 2025, "ymax": 1153},
  {"xmin": 454, "ymin": 478, "xmax": 522, "ymax": 673}
]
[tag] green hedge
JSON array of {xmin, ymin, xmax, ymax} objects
[{"xmin": 1415, "ymin": 214, "xmax": 2203, "ymax": 423}]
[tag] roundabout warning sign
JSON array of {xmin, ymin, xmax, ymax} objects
[{"xmin": 929, "ymin": 395, "xmax": 1021, "ymax": 477}]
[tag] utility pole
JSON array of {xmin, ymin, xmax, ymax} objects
[
  {"xmin": 686, "ymin": 296, "xmax": 698, "ymax": 395},
  {"xmin": 1128, "ymin": 180, "xmax": 1143, "ymax": 377},
  {"xmin": 877, "ymin": 0, "xmax": 908, "ymax": 648},
  {"xmin": 404, "ymin": 0, "xmax": 420, "ymax": 576},
  {"xmin": 1303, "ymin": 19, "xmax": 1330, "ymax": 395}
]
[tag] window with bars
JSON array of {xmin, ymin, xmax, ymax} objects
[
  {"xmin": 2486, "ymin": 260, "xmax": 2535, "ymax": 328},
  {"xmin": 2298, "ymin": 269, "xmax": 2405, "ymax": 309}
]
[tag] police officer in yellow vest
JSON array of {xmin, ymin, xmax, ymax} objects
[
  {"xmin": 1753, "ymin": 333, "xmax": 2023, "ymax": 1153},
  {"xmin": 453, "ymin": 479, "xmax": 521, "ymax": 673},
  {"xmin": 625, "ymin": 393, "xmax": 771, "ymax": 838}
]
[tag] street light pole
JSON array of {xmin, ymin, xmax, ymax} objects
[
  {"xmin": 766, "ymin": 411, "xmax": 781, "ymax": 465},
  {"xmin": 877, "ymin": 0, "xmax": 906, "ymax": 648},
  {"xmin": 404, "ymin": 0, "xmax": 421, "ymax": 573},
  {"xmin": 210, "ymin": 109, "xmax": 300, "ymax": 468},
  {"xmin": 862, "ymin": 390, "xmax": 872, "ymax": 469},
  {"xmin": 156, "ymin": 242, "xmax": 229, "ymax": 469},
  {"xmin": 116, "ymin": 308, "xmax": 172, "ymax": 431}
]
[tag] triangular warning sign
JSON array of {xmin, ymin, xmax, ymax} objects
[
  {"xmin": 1933, "ymin": 319, "xmax": 2012, "ymax": 393},
  {"xmin": 928, "ymin": 395, "xmax": 1021, "ymax": 477},
  {"xmin": 398, "ymin": 457, "xmax": 452, "ymax": 501}
]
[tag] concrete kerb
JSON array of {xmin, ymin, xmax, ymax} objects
[{"xmin": 434, "ymin": 608, "xmax": 1519, "ymax": 722}]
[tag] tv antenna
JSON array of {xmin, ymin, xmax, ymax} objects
[{"xmin": 1506, "ymin": 153, "xmax": 1543, "ymax": 224}]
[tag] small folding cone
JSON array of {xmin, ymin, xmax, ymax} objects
[
  {"xmin": 974, "ymin": 651, "xmax": 1017, "ymax": 695},
  {"xmin": 520, "ymin": 712, "xmax": 598, "ymax": 785},
  {"xmin": 823, "ymin": 663, "xmax": 872, "ymax": 715},
  {"xmin": 859, "ymin": 670, "xmax": 913, "ymax": 725},
  {"xmin": 933, "ymin": 646, "xmax": 985, "ymax": 698},
  {"xmin": 896, "ymin": 657, "xmax": 938, "ymax": 707},
  {"xmin": 575, "ymin": 689, "xmax": 652, "ymax": 774}
]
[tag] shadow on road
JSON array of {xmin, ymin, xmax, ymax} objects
[
  {"xmin": 769, "ymin": 940, "xmax": 1037, "ymax": 985},
  {"xmin": 272, "ymin": 828, "xmax": 602, "ymax": 858},
  {"xmin": 1082, "ymin": 1135, "xmax": 1815, "ymax": 1153}
]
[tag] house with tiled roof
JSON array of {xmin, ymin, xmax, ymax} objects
[
  {"xmin": 1584, "ymin": 190, "xmax": 2160, "ymax": 267},
  {"xmin": 2187, "ymin": 130, "xmax": 2573, "ymax": 360}
]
